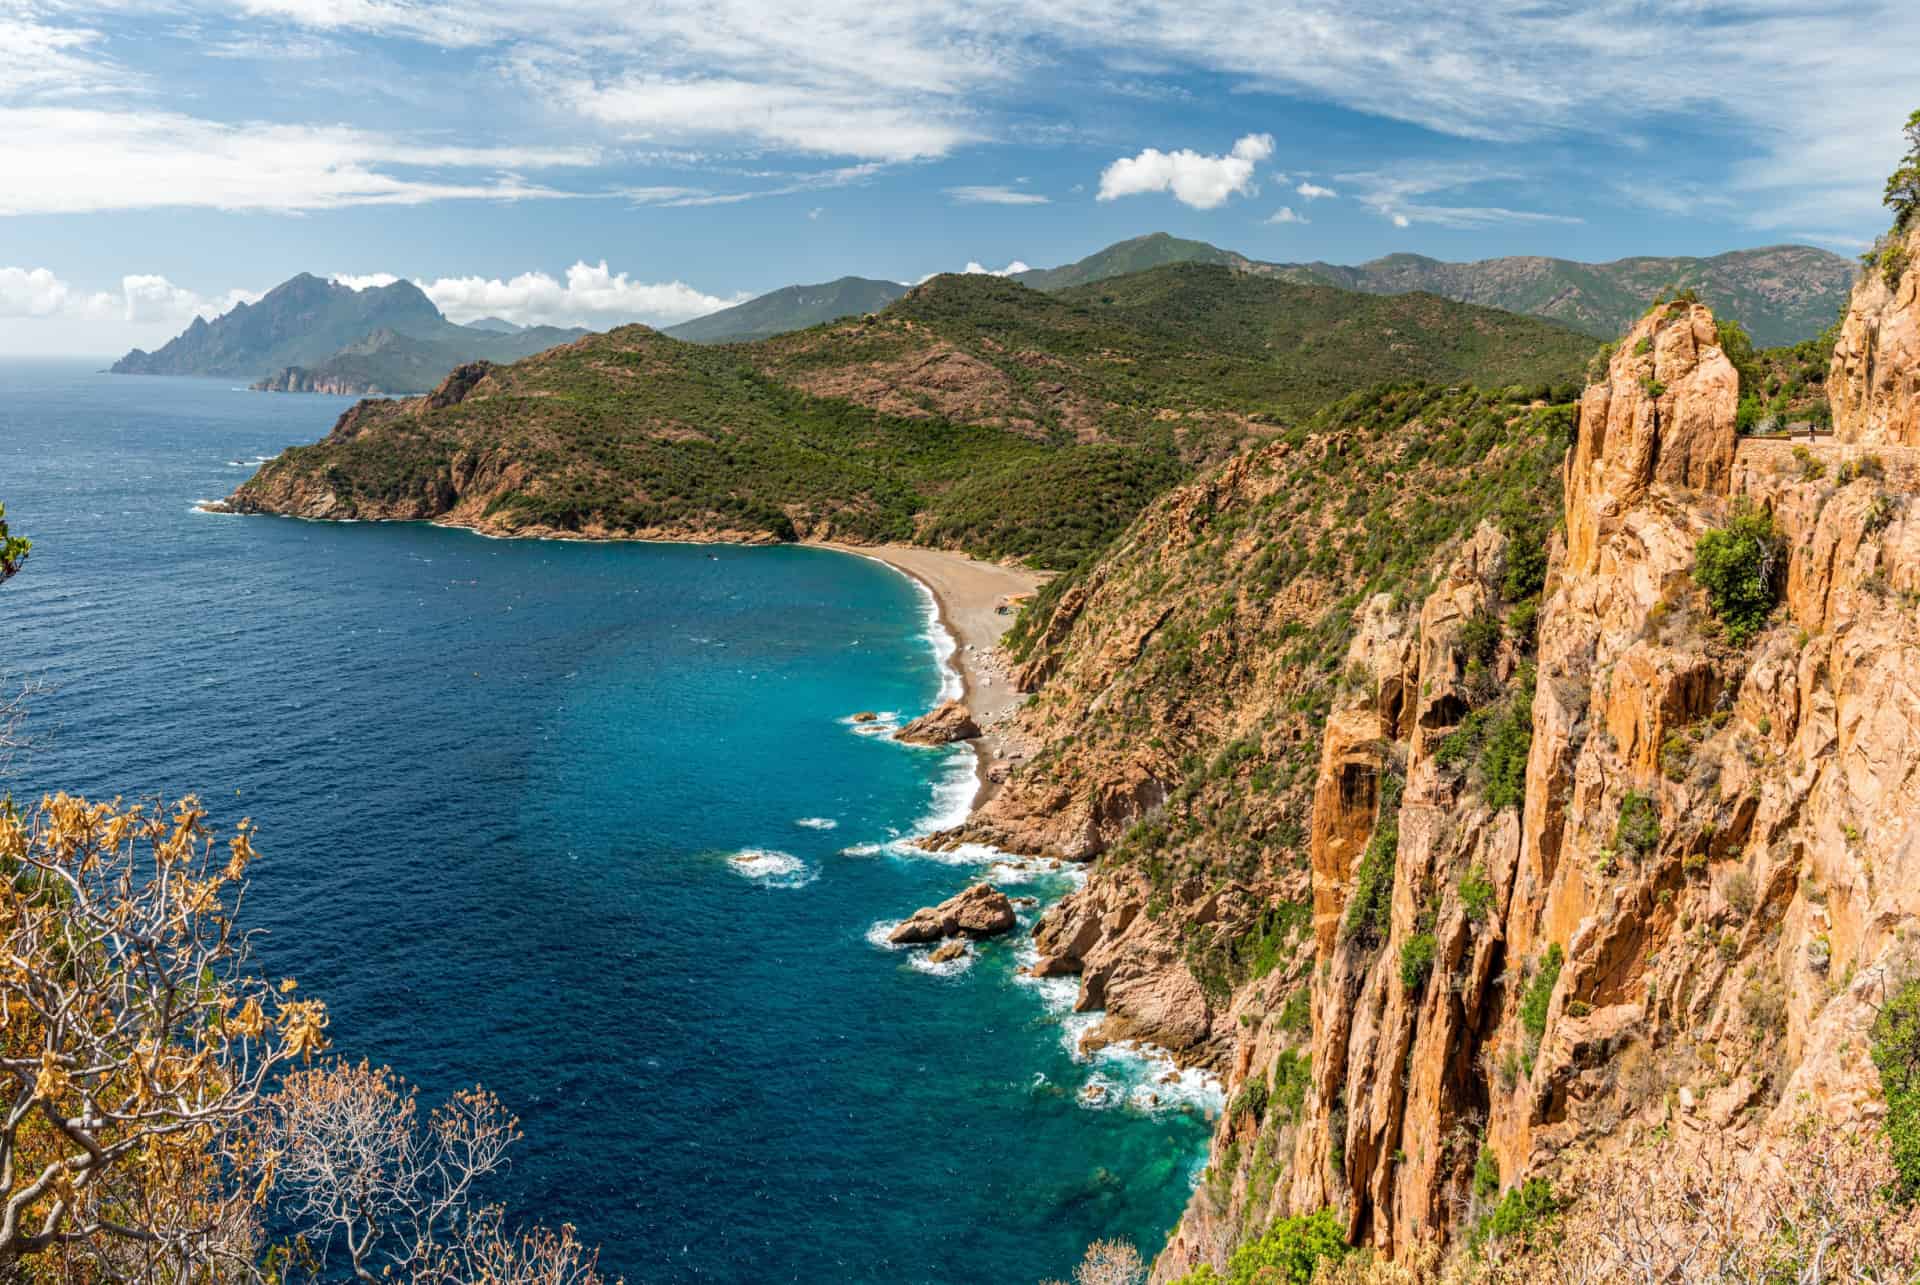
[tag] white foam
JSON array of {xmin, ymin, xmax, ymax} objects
[
  {"xmin": 865, "ymin": 919, "xmax": 908, "ymax": 950},
  {"xmin": 907, "ymin": 944, "xmax": 974, "ymax": 976},
  {"xmin": 726, "ymin": 848, "xmax": 816, "ymax": 888},
  {"xmin": 795, "ymin": 816, "xmax": 838, "ymax": 830},
  {"xmin": 904, "ymin": 573, "xmax": 964, "ymax": 705}
]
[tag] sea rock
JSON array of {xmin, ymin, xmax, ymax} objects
[
  {"xmin": 851, "ymin": 711, "xmax": 879, "ymax": 723},
  {"xmin": 893, "ymin": 700, "xmax": 981, "ymax": 745},
  {"xmin": 928, "ymin": 940, "xmax": 968, "ymax": 964},
  {"xmin": 887, "ymin": 883, "xmax": 1015, "ymax": 944}
]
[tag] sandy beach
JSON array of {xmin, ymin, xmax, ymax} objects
[{"xmin": 813, "ymin": 542, "xmax": 1048, "ymax": 804}]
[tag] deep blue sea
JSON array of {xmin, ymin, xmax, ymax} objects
[{"xmin": 0, "ymin": 360, "xmax": 1215, "ymax": 1284}]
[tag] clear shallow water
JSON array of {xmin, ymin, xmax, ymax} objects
[{"xmin": 0, "ymin": 361, "xmax": 1215, "ymax": 1284}]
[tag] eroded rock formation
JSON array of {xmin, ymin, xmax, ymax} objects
[{"xmin": 1832, "ymin": 224, "xmax": 1920, "ymax": 445}]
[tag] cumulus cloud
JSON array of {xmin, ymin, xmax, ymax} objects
[
  {"xmin": 1097, "ymin": 133, "xmax": 1272, "ymax": 209},
  {"xmin": 947, "ymin": 185, "xmax": 1049, "ymax": 205},
  {"xmin": 1266, "ymin": 206, "xmax": 1307, "ymax": 225},
  {"xmin": 0, "ymin": 108, "xmax": 595, "ymax": 215},
  {"xmin": 1295, "ymin": 181, "xmax": 1337, "ymax": 200},
  {"xmin": 399, "ymin": 261, "xmax": 745, "ymax": 327},
  {"xmin": 911, "ymin": 258, "xmax": 1030, "ymax": 284},
  {"xmin": 0, "ymin": 267, "xmax": 262, "ymax": 324}
]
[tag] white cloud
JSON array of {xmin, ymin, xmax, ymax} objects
[
  {"xmin": 1097, "ymin": 133, "xmax": 1272, "ymax": 210},
  {"xmin": 1266, "ymin": 206, "xmax": 1307, "ymax": 225},
  {"xmin": 405, "ymin": 261, "xmax": 746, "ymax": 327},
  {"xmin": 0, "ymin": 266, "xmax": 263, "ymax": 325},
  {"xmin": 1295, "ymin": 181, "xmax": 1337, "ymax": 200},
  {"xmin": 912, "ymin": 258, "xmax": 1030, "ymax": 284},
  {"xmin": 0, "ymin": 108, "xmax": 595, "ymax": 215},
  {"xmin": 1339, "ymin": 166, "xmax": 1582, "ymax": 229},
  {"xmin": 947, "ymin": 185, "xmax": 1049, "ymax": 205},
  {"xmin": 538, "ymin": 72, "xmax": 972, "ymax": 162}
]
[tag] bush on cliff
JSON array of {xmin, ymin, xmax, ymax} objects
[
  {"xmin": 1170, "ymin": 1208, "xmax": 1350, "ymax": 1285},
  {"xmin": 1885, "ymin": 108, "xmax": 1920, "ymax": 233},
  {"xmin": 1693, "ymin": 500, "xmax": 1780, "ymax": 645},
  {"xmin": 1872, "ymin": 977, "xmax": 1920, "ymax": 1201}
]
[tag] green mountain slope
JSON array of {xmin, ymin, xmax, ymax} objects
[
  {"xmin": 663, "ymin": 276, "xmax": 908, "ymax": 344},
  {"xmin": 1008, "ymin": 234, "xmax": 1854, "ymax": 347},
  {"xmin": 249, "ymin": 324, "xmax": 590, "ymax": 395},
  {"xmin": 227, "ymin": 265, "xmax": 1593, "ymax": 569},
  {"xmin": 1010, "ymin": 233, "xmax": 1245, "ymax": 290}
]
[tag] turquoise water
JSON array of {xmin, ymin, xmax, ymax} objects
[{"xmin": 0, "ymin": 361, "xmax": 1215, "ymax": 1283}]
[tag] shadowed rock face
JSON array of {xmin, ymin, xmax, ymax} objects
[{"xmin": 1832, "ymin": 224, "xmax": 1920, "ymax": 447}]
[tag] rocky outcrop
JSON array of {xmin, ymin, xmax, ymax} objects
[
  {"xmin": 888, "ymin": 883, "xmax": 1016, "ymax": 944},
  {"xmin": 251, "ymin": 366, "xmax": 388, "ymax": 396},
  {"xmin": 1565, "ymin": 300, "xmax": 1737, "ymax": 575},
  {"xmin": 1151, "ymin": 302, "xmax": 1920, "ymax": 1277},
  {"xmin": 958, "ymin": 295, "xmax": 1920, "ymax": 1279},
  {"xmin": 893, "ymin": 700, "xmax": 981, "ymax": 745},
  {"xmin": 1831, "ymin": 224, "xmax": 1920, "ymax": 446}
]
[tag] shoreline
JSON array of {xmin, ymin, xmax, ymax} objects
[
  {"xmin": 813, "ymin": 542, "xmax": 1046, "ymax": 810},
  {"xmin": 198, "ymin": 503, "xmax": 1043, "ymax": 810}
]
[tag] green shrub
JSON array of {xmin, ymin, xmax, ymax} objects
[
  {"xmin": 1469, "ymin": 1177, "xmax": 1560, "ymax": 1253},
  {"xmin": 1458, "ymin": 609, "xmax": 1502, "ymax": 666},
  {"xmin": 1279, "ymin": 986, "xmax": 1310, "ymax": 1034},
  {"xmin": 1458, "ymin": 864, "xmax": 1496, "ymax": 922},
  {"xmin": 1399, "ymin": 931, "xmax": 1437, "ymax": 992},
  {"xmin": 1234, "ymin": 1074, "xmax": 1271, "ymax": 1122},
  {"xmin": 1271, "ymin": 1049, "xmax": 1311, "ymax": 1122},
  {"xmin": 1871, "ymin": 977, "xmax": 1920, "ymax": 1202},
  {"xmin": 1219, "ymin": 1208, "xmax": 1350, "ymax": 1285},
  {"xmin": 1614, "ymin": 790, "xmax": 1660, "ymax": 859},
  {"xmin": 1342, "ymin": 771, "xmax": 1403, "ymax": 947},
  {"xmin": 1693, "ymin": 500, "xmax": 1780, "ymax": 645},
  {"xmin": 1520, "ymin": 944, "xmax": 1564, "ymax": 1042},
  {"xmin": 1473, "ymin": 1145, "xmax": 1501, "ymax": 1201}
]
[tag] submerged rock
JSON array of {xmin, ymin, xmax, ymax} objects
[
  {"xmin": 893, "ymin": 700, "xmax": 981, "ymax": 745},
  {"xmin": 888, "ymin": 882, "xmax": 1015, "ymax": 944}
]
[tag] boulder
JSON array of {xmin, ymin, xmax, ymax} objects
[
  {"xmin": 893, "ymin": 699, "xmax": 981, "ymax": 745},
  {"xmin": 887, "ymin": 882, "xmax": 1016, "ymax": 944},
  {"xmin": 851, "ymin": 711, "xmax": 879, "ymax": 723},
  {"xmin": 928, "ymin": 940, "xmax": 968, "ymax": 964}
]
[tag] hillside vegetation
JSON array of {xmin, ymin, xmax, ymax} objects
[{"xmin": 229, "ymin": 266, "xmax": 1592, "ymax": 569}]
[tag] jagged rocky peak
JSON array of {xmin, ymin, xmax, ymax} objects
[
  {"xmin": 1566, "ymin": 300, "xmax": 1738, "ymax": 575},
  {"xmin": 1831, "ymin": 222, "xmax": 1920, "ymax": 445}
]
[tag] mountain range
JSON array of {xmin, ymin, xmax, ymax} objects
[
  {"xmin": 109, "ymin": 274, "xmax": 587, "ymax": 394},
  {"xmin": 222, "ymin": 261, "xmax": 1593, "ymax": 568},
  {"xmin": 669, "ymin": 233, "xmax": 1855, "ymax": 349}
]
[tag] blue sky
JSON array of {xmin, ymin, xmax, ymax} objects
[{"xmin": 3, "ymin": 0, "xmax": 1916, "ymax": 355}]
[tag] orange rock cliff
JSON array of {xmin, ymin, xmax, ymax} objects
[{"xmin": 955, "ymin": 255, "xmax": 1920, "ymax": 1275}]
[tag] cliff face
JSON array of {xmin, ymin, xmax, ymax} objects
[
  {"xmin": 973, "ymin": 290, "xmax": 1920, "ymax": 1275},
  {"xmin": 1832, "ymin": 223, "xmax": 1920, "ymax": 445}
]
